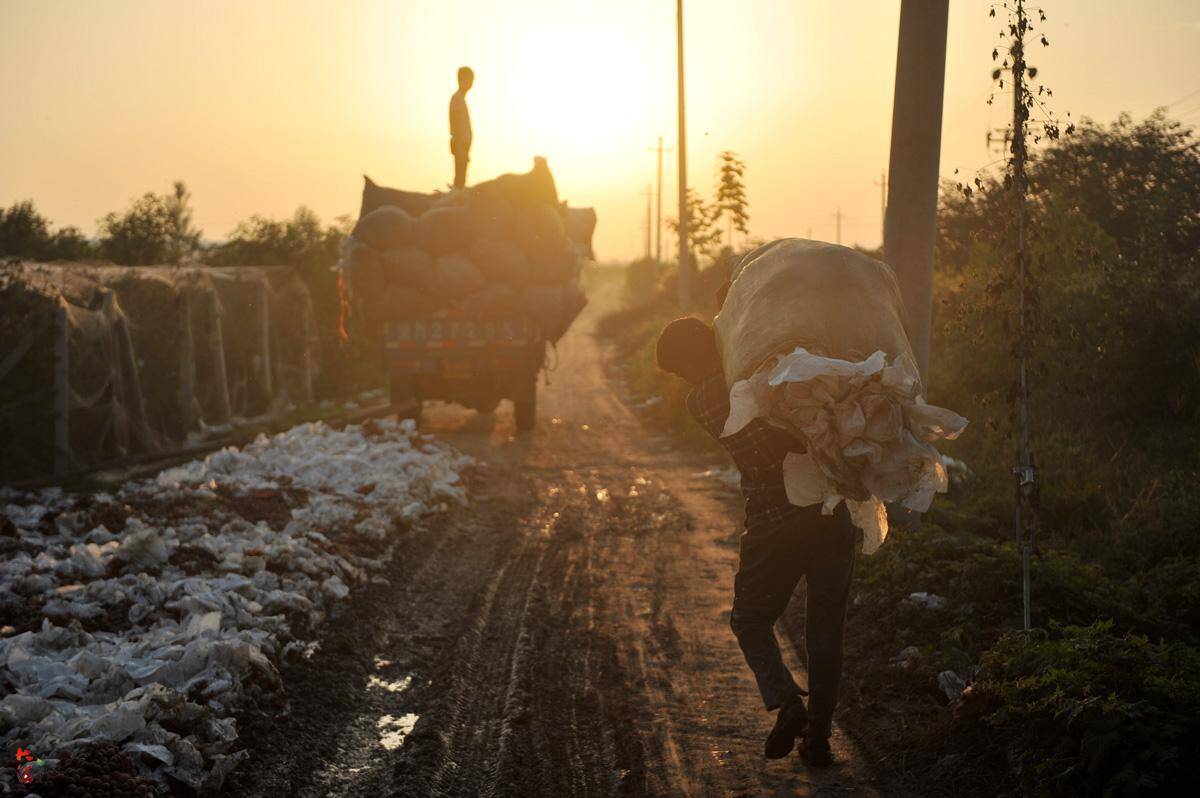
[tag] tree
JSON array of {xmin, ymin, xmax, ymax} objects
[
  {"xmin": 715, "ymin": 151, "xmax": 749, "ymax": 248},
  {"xmin": 0, "ymin": 200, "xmax": 96, "ymax": 261},
  {"xmin": 98, "ymin": 181, "xmax": 202, "ymax": 265},
  {"xmin": 666, "ymin": 188, "xmax": 723, "ymax": 263},
  {"xmin": 0, "ymin": 201, "xmax": 51, "ymax": 259}
]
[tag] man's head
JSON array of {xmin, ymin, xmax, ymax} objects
[
  {"xmin": 457, "ymin": 66, "xmax": 474, "ymax": 91},
  {"xmin": 656, "ymin": 317, "xmax": 721, "ymax": 386}
]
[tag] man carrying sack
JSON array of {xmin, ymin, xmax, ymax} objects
[
  {"xmin": 656, "ymin": 239, "xmax": 966, "ymax": 767},
  {"xmin": 657, "ymin": 317, "xmax": 854, "ymax": 767}
]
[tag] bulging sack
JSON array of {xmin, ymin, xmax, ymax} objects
[
  {"xmin": 714, "ymin": 238, "xmax": 914, "ymax": 386},
  {"xmin": 430, "ymin": 254, "xmax": 485, "ymax": 299},
  {"xmin": 516, "ymin": 204, "xmax": 575, "ymax": 284},
  {"xmin": 342, "ymin": 241, "xmax": 382, "ymax": 300},
  {"xmin": 378, "ymin": 247, "xmax": 434, "ymax": 289},
  {"xmin": 360, "ymin": 176, "xmax": 434, "ymax": 218},
  {"xmin": 469, "ymin": 239, "xmax": 530, "ymax": 287},
  {"xmin": 463, "ymin": 284, "xmax": 522, "ymax": 314},
  {"xmin": 352, "ymin": 206, "xmax": 416, "ymax": 251},
  {"xmin": 417, "ymin": 206, "xmax": 477, "ymax": 255}
]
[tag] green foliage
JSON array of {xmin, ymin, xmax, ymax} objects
[
  {"xmin": 98, "ymin": 181, "xmax": 202, "ymax": 265},
  {"xmin": 0, "ymin": 200, "xmax": 96, "ymax": 261},
  {"xmin": 715, "ymin": 151, "xmax": 749, "ymax": 248},
  {"xmin": 208, "ymin": 207, "xmax": 359, "ymax": 398},
  {"xmin": 666, "ymin": 188, "xmax": 723, "ymax": 262},
  {"xmin": 976, "ymin": 622, "xmax": 1200, "ymax": 796},
  {"xmin": 933, "ymin": 113, "xmax": 1200, "ymax": 566},
  {"xmin": 603, "ymin": 103, "xmax": 1200, "ymax": 796}
]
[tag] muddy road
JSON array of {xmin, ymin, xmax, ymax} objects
[{"xmin": 224, "ymin": 280, "xmax": 882, "ymax": 797}]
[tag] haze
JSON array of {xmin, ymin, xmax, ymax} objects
[{"xmin": 2, "ymin": 0, "xmax": 1198, "ymax": 260}]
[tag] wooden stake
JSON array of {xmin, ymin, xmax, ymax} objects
[
  {"xmin": 206, "ymin": 288, "xmax": 232, "ymax": 423},
  {"xmin": 257, "ymin": 279, "xmax": 273, "ymax": 408},
  {"xmin": 53, "ymin": 300, "xmax": 70, "ymax": 475},
  {"xmin": 178, "ymin": 289, "xmax": 196, "ymax": 435}
]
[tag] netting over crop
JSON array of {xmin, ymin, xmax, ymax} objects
[{"xmin": 0, "ymin": 262, "xmax": 317, "ymax": 481}]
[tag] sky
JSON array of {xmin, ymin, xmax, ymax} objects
[{"xmin": 2, "ymin": 0, "xmax": 1199, "ymax": 262}]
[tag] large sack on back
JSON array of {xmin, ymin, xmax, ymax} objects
[
  {"xmin": 714, "ymin": 238, "xmax": 914, "ymax": 386},
  {"xmin": 430, "ymin": 254, "xmax": 484, "ymax": 299},
  {"xmin": 469, "ymin": 239, "xmax": 530, "ymax": 287},
  {"xmin": 353, "ymin": 206, "xmax": 416, "ymax": 250},
  {"xmin": 342, "ymin": 241, "xmax": 382, "ymax": 300},
  {"xmin": 379, "ymin": 246, "xmax": 434, "ymax": 288},
  {"xmin": 564, "ymin": 206, "xmax": 598, "ymax": 260},
  {"xmin": 361, "ymin": 175, "xmax": 434, "ymax": 218},
  {"xmin": 463, "ymin": 284, "xmax": 522, "ymax": 314},
  {"xmin": 470, "ymin": 156, "xmax": 559, "ymax": 210},
  {"xmin": 417, "ymin": 206, "xmax": 477, "ymax": 255}
]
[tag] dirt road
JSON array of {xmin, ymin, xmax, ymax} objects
[{"xmin": 225, "ymin": 279, "xmax": 883, "ymax": 797}]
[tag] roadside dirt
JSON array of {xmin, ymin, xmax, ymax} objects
[{"xmin": 223, "ymin": 280, "xmax": 884, "ymax": 797}]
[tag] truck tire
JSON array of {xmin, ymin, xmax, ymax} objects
[
  {"xmin": 390, "ymin": 375, "xmax": 422, "ymax": 426},
  {"xmin": 514, "ymin": 379, "xmax": 537, "ymax": 432}
]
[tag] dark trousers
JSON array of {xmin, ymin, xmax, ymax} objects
[
  {"xmin": 451, "ymin": 139, "xmax": 470, "ymax": 189},
  {"xmin": 729, "ymin": 504, "xmax": 858, "ymax": 737}
]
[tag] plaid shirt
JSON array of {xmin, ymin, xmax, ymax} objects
[{"xmin": 686, "ymin": 372, "xmax": 804, "ymax": 533}]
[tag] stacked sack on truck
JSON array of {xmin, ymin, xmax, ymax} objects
[
  {"xmin": 713, "ymin": 238, "xmax": 968, "ymax": 555},
  {"xmin": 340, "ymin": 156, "xmax": 590, "ymax": 343}
]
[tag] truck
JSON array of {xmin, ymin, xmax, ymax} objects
[
  {"xmin": 346, "ymin": 169, "xmax": 596, "ymax": 432},
  {"xmin": 382, "ymin": 309, "xmax": 545, "ymax": 430}
]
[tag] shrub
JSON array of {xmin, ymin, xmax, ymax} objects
[{"xmin": 976, "ymin": 621, "xmax": 1200, "ymax": 797}]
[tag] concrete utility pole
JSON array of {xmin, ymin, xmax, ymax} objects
[
  {"xmin": 883, "ymin": 0, "xmax": 949, "ymax": 384},
  {"xmin": 873, "ymin": 171, "xmax": 888, "ymax": 245},
  {"xmin": 642, "ymin": 185, "xmax": 653, "ymax": 260},
  {"xmin": 648, "ymin": 137, "xmax": 672, "ymax": 263},
  {"xmin": 676, "ymin": 0, "xmax": 692, "ymax": 312}
]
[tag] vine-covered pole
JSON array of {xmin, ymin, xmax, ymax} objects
[{"xmin": 1011, "ymin": 0, "xmax": 1038, "ymax": 633}]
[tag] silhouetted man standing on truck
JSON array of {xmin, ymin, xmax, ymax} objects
[
  {"xmin": 449, "ymin": 66, "xmax": 474, "ymax": 189},
  {"xmin": 656, "ymin": 316, "xmax": 858, "ymax": 768}
]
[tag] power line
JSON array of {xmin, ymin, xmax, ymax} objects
[{"xmin": 1164, "ymin": 85, "xmax": 1200, "ymax": 108}]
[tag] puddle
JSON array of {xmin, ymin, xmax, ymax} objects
[{"xmin": 377, "ymin": 713, "xmax": 420, "ymax": 750}]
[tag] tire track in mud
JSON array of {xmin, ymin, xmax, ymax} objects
[{"xmin": 394, "ymin": 470, "xmax": 667, "ymax": 798}]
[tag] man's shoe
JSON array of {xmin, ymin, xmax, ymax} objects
[
  {"xmin": 764, "ymin": 693, "xmax": 809, "ymax": 759},
  {"xmin": 798, "ymin": 733, "xmax": 834, "ymax": 768}
]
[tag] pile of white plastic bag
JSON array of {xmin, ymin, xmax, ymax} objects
[
  {"xmin": 723, "ymin": 347, "xmax": 967, "ymax": 554},
  {"xmin": 0, "ymin": 418, "xmax": 471, "ymax": 793}
]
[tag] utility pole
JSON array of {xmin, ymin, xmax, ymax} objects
[
  {"xmin": 1010, "ymin": 0, "xmax": 1037, "ymax": 634},
  {"xmin": 676, "ymin": 0, "xmax": 692, "ymax": 312},
  {"xmin": 883, "ymin": 0, "xmax": 949, "ymax": 384},
  {"xmin": 648, "ymin": 137, "xmax": 672, "ymax": 263},
  {"xmin": 834, "ymin": 208, "xmax": 842, "ymax": 244},
  {"xmin": 873, "ymin": 171, "xmax": 888, "ymax": 245},
  {"xmin": 642, "ymin": 185, "xmax": 653, "ymax": 260}
]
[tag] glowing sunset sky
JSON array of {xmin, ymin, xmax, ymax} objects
[{"xmin": 2, "ymin": 0, "xmax": 1199, "ymax": 261}]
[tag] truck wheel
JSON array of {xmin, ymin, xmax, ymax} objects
[
  {"xmin": 514, "ymin": 379, "xmax": 537, "ymax": 432},
  {"xmin": 390, "ymin": 375, "xmax": 422, "ymax": 426}
]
